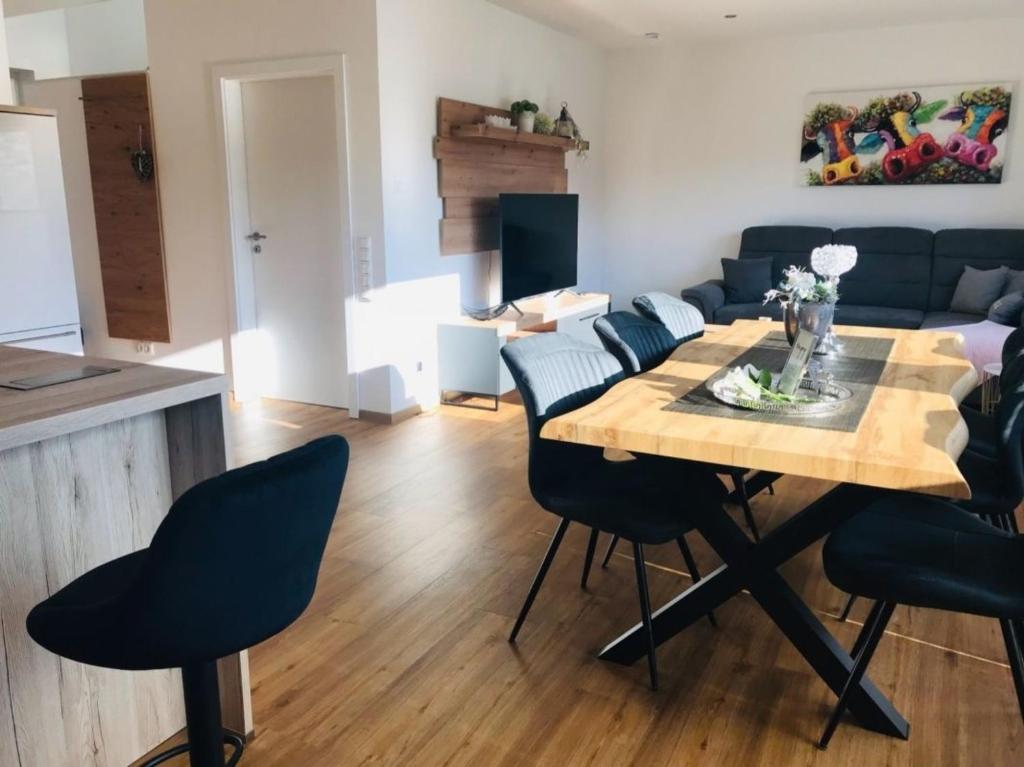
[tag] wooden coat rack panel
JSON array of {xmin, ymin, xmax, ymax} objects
[
  {"xmin": 435, "ymin": 97, "xmax": 573, "ymax": 256},
  {"xmin": 82, "ymin": 73, "xmax": 170, "ymax": 342}
]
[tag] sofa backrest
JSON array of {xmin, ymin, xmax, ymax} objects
[
  {"xmin": 833, "ymin": 227, "xmax": 933, "ymax": 311},
  {"xmin": 930, "ymin": 229, "xmax": 1024, "ymax": 311},
  {"xmin": 738, "ymin": 226, "xmax": 832, "ymax": 286}
]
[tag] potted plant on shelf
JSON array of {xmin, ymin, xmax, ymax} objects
[{"xmin": 510, "ymin": 100, "xmax": 539, "ymax": 133}]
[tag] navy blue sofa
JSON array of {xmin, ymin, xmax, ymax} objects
[{"xmin": 681, "ymin": 226, "xmax": 1024, "ymax": 329}]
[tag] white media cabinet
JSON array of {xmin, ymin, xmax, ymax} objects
[{"xmin": 438, "ymin": 292, "xmax": 611, "ymax": 409}]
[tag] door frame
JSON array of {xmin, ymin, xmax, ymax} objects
[{"xmin": 211, "ymin": 54, "xmax": 359, "ymax": 416}]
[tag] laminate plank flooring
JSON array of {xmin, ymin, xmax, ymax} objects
[{"xmin": 133, "ymin": 398, "xmax": 1021, "ymax": 767}]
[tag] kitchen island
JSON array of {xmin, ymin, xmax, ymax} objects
[{"xmin": 0, "ymin": 347, "xmax": 252, "ymax": 767}]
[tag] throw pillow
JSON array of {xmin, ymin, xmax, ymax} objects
[
  {"xmin": 1004, "ymin": 269, "xmax": 1024, "ymax": 296},
  {"xmin": 988, "ymin": 291, "xmax": 1024, "ymax": 326},
  {"xmin": 721, "ymin": 258, "xmax": 773, "ymax": 304},
  {"xmin": 949, "ymin": 265, "xmax": 1008, "ymax": 314}
]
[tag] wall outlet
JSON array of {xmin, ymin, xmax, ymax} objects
[
  {"xmin": 416, "ymin": 361, "xmax": 423, "ymax": 373},
  {"xmin": 136, "ymin": 341, "xmax": 155, "ymax": 355}
]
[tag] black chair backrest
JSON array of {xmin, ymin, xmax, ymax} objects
[
  {"xmin": 594, "ymin": 311, "xmax": 677, "ymax": 375},
  {"xmin": 633, "ymin": 292, "xmax": 705, "ymax": 343},
  {"xmin": 501, "ymin": 333, "xmax": 624, "ymax": 499},
  {"xmin": 997, "ymin": 362, "xmax": 1024, "ymax": 504},
  {"xmin": 133, "ymin": 435, "xmax": 349, "ymax": 662}
]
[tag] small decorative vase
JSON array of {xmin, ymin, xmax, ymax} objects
[
  {"xmin": 516, "ymin": 112, "xmax": 535, "ymax": 133},
  {"xmin": 785, "ymin": 300, "xmax": 836, "ymax": 354}
]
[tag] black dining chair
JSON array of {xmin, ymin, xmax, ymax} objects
[
  {"xmin": 960, "ymin": 325, "xmax": 1024, "ymax": 460},
  {"xmin": 839, "ymin": 356, "xmax": 1024, "ymax": 622},
  {"xmin": 632, "ymin": 291, "xmax": 705, "ymax": 343},
  {"xmin": 593, "ymin": 310, "xmax": 766, "ymax": 545},
  {"xmin": 818, "ymin": 494, "xmax": 1024, "ymax": 749},
  {"xmin": 26, "ymin": 436, "xmax": 350, "ymax": 767},
  {"xmin": 501, "ymin": 332, "xmax": 727, "ymax": 689}
]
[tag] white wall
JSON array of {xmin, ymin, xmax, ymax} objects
[
  {"xmin": 139, "ymin": 0, "xmax": 389, "ymax": 405},
  {"xmin": 5, "ymin": 8, "xmax": 68, "ymax": 79},
  {"xmin": 375, "ymin": 0, "xmax": 608, "ymax": 411},
  {"xmin": 603, "ymin": 18, "xmax": 1024, "ymax": 308},
  {"xmin": 65, "ymin": 0, "xmax": 146, "ymax": 76},
  {"xmin": 4, "ymin": 0, "xmax": 145, "ymax": 81},
  {"xmin": 0, "ymin": 0, "xmax": 13, "ymax": 103}
]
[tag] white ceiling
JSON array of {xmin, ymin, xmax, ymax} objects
[
  {"xmin": 487, "ymin": 0, "xmax": 1024, "ymax": 48},
  {"xmin": 3, "ymin": 0, "xmax": 108, "ymax": 16}
]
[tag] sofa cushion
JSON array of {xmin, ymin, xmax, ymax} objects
[
  {"xmin": 721, "ymin": 257, "xmax": 772, "ymax": 303},
  {"xmin": 1005, "ymin": 269, "xmax": 1024, "ymax": 295},
  {"xmin": 989, "ymin": 292, "xmax": 1024, "ymax": 326},
  {"xmin": 930, "ymin": 229, "xmax": 1024, "ymax": 311},
  {"xmin": 738, "ymin": 226, "xmax": 832, "ymax": 285},
  {"xmin": 950, "ymin": 265, "xmax": 1008, "ymax": 314},
  {"xmin": 713, "ymin": 302, "xmax": 782, "ymax": 325},
  {"xmin": 921, "ymin": 311, "xmax": 985, "ymax": 329},
  {"xmin": 832, "ymin": 227, "xmax": 933, "ymax": 311},
  {"xmin": 833, "ymin": 305, "xmax": 923, "ymax": 329}
]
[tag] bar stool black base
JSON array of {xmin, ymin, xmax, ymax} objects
[
  {"xmin": 139, "ymin": 732, "xmax": 245, "ymax": 767},
  {"xmin": 140, "ymin": 660, "xmax": 246, "ymax": 767}
]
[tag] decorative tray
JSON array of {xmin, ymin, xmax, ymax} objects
[{"xmin": 707, "ymin": 372, "xmax": 853, "ymax": 416}]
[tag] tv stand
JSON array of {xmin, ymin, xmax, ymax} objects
[
  {"xmin": 554, "ymin": 288, "xmax": 582, "ymax": 298},
  {"xmin": 439, "ymin": 292, "xmax": 611, "ymax": 409}
]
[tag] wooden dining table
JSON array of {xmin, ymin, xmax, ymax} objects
[{"xmin": 540, "ymin": 319, "xmax": 978, "ymax": 739}]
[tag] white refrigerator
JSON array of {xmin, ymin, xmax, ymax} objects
[{"xmin": 0, "ymin": 106, "xmax": 82, "ymax": 355}]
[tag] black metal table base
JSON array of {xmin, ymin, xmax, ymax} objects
[{"xmin": 598, "ymin": 482, "xmax": 910, "ymax": 740}]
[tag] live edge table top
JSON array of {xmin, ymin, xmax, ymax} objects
[{"xmin": 541, "ymin": 320, "xmax": 978, "ymax": 500}]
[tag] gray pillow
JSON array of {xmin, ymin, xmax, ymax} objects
[
  {"xmin": 988, "ymin": 291, "xmax": 1024, "ymax": 326},
  {"xmin": 1005, "ymin": 269, "xmax": 1024, "ymax": 296},
  {"xmin": 950, "ymin": 265, "xmax": 1008, "ymax": 314},
  {"xmin": 721, "ymin": 257, "xmax": 773, "ymax": 304}
]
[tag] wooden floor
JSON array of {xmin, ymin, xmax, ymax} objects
[{"xmin": 142, "ymin": 397, "xmax": 1021, "ymax": 766}]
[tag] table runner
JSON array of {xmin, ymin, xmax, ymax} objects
[{"xmin": 667, "ymin": 331, "xmax": 894, "ymax": 432}]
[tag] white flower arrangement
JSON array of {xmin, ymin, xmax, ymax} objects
[
  {"xmin": 719, "ymin": 364, "xmax": 814, "ymax": 404},
  {"xmin": 764, "ymin": 265, "xmax": 838, "ymax": 305},
  {"xmin": 810, "ymin": 245, "xmax": 858, "ymax": 279}
]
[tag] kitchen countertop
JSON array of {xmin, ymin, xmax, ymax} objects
[{"xmin": 0, "ymin": 346, "xmax": 226, "ymax": 452}]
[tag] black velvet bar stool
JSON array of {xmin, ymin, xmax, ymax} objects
[{"xmin": 26, "ymin": 435, "xmax": 350, "ymax": 767}]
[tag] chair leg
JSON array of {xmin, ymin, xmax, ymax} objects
[
  {"xmin": 819, "ymin": 600, "xmax": 896, "ymax": 750},
  {"xmin": 731, "ymin": 470, "xmax": 760, "ymax": 542},
  {"xmin": 999, "ymin": 619, "xmax": 1024, "ymax": 723},
  {"xmin": 768, "ymin": 482, "xmax": 776, "ymax": 496},
  {"xmin": 581, "ymin": 528, "xmax": 600, "ymax": 589},
  {"xmin": 676, "ymin": 537, "xmax": 717, "ymax": 628},
  {"xmin": 139, "ymin": 661, "xmax": 245, "ymax": 767},
  {"xmin": 632, "ymin": 542, "xmax": 659, "ymax": 691},
  {"xmin": 838, "ymin": 593, "xmax": 858, "ymax": 623},
  {"xmin": 601, "ymin": 534, "xmax": 620, "ymax": 569},
  {"xmin": 510, "ymin": 518, "xmax": 570, "ymax": 642}
]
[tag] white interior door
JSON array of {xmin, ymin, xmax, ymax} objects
[{"xmin": 240, "ymin": 75, "xmax": 348, "ymax": 408}]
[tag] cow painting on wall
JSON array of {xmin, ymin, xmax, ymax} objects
[{"xmin": 799, "ymin": 83, "xmax": 1013, "ymax": 186}]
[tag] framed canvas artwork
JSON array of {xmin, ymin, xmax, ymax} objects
[{"xmin": 800, "ymin": 82, "xmax": 1013, "ymax": 186}]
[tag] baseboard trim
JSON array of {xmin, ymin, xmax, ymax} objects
[{"xmin": 359, "ymin": 404, "xmax": 423, "ymax": 425}]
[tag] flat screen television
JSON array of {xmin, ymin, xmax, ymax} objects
[{"xmin": 499, "ymin": 193, "xmax": 578, "ymax": 304}]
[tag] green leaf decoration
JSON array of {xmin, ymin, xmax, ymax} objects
[
  {"xmin": 757, "ymin": 369, "xmax": 773, "ymax": 390},
  {"xmin": 914, "ymin": 100, "xmax": 948, "ymax": 125}
]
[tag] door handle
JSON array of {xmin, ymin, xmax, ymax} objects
[{"xmin": 246, "ymin": 231, "xmax": 267, "ymax": 241}]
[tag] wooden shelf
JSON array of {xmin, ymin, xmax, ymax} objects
[{"xmin": 451, "ymin": 123, "xmax": 575, "ymax": 151}]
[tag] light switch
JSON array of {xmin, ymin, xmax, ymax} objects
[{"xmin": 356, "ymin": 236, "xmax": 372, "ymax": 300}]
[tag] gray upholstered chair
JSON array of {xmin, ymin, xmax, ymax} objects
[
  {"xmin": 594, "ymin": 306, "xmax": 766, "ymax": 544},
  {"xmin": 500, "ymin": 333, "xmax": 726, "ymax": 689},
  {"xmin": 633, "ymin": 291, "xmax": 705, "ymax": 343},
  {"xmin": 593, "ymin": 311, "xmax": 676, "ymax": 375}
]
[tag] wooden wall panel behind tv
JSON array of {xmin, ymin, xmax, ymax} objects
[{"xmin": 82, "ymin": 73, "xmax": 170, "ymax": 343}]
